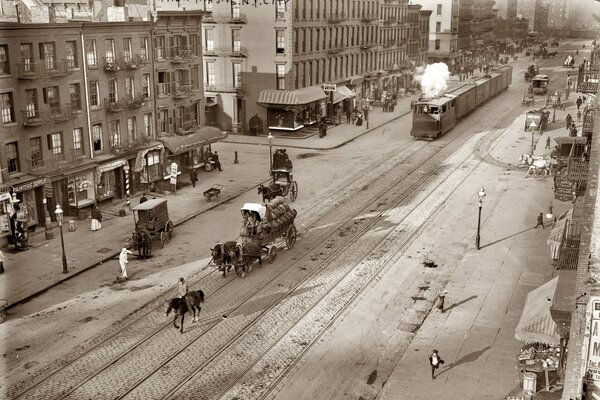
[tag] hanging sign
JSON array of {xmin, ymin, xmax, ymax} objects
[
  {"xmin": 169, "ymin": 162, "xmax": 178, "ymax": 185},
  {"xmin": 322, "ymin": 84, "xmax": 336, "ymax": 92}
]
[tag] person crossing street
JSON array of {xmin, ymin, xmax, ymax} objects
[{"xmin": 429, "ymin": 350, "xmax": 445, "ymax": 379}]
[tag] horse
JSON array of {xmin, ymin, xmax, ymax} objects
[
  {"xmin": 166, "ymin": 290, "xmax": 205, "ymax": 334},
  {"xmin": 519, "ymin": 153, "xmax": 547, "ymax": 166},
  {"xmin": 132, "ymin": 230, "xmax": 151, "ymax": 259},
  {"xmin": 211, "ymin": 241, "xmax": 238, "ymax": 277},
  {"xmin": 258, "ymin": 183, "xmax": 282, "ymax": 203},
  {"xmin": 230, "ymin": 242, "xmax": 263, "ymax": 278}
]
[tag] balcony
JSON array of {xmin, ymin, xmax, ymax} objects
[
  {"xmin": 176, "ymin": 119, "xmax": 199, "ymax": 135},
  {"xmin": 49, "ymin": 105, "xmax": 74, "ymax": 122},
  {"xmin": 21, "ymin": 109, "xmax": 45, "ymax": 127},
  {"xmin": 16, "ymin": 60, "xmax": 73, "ymax": 79},
  {"xmin": 121, "ymin": 54, "xmax": 148, "ymax": 70},
  {"xmin": 173, "ymin": 84, "xmax": 194, "ymax": 99},
  {"xmin": 104, "ymin": 95, "xmax": 146, "ymax": 113},
  {"xmin": 230, "ymin": 46, "xmax": 249, "ymax": 58},
  {"xmin": 104, "ymin": 98, "xmax": 123, "ymax": 113},
  {"xmin": 111, "ymin": 136, "xmax": 153, "ymax": 155},
  {"xmin": 103, "ymin": 57, "xmax": 121, "ymax": 73},
  {"xmin": 27, "ymin": 150, "xmax": 84, "ymax": 174},
  {"xmin": 170, "ymin": 46, "xmax": 191, "ymax": 64},
  {"xmin": 228, "ymin": 13, "xmax": 247, "ymax": 23},
  {"xmin": 327, "ymin": 47, "xmax": 344, "ymax": 55}
]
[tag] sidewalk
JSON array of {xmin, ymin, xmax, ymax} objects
[{"xmin": 376, "ymin": 92, "xmax": 578, "ymax": 400}]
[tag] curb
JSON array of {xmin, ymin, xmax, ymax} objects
[{"xmin": 5, "ymin": 179, "xmax": 270, "ymax": 310}]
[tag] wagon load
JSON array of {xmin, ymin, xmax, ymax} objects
[{"xmin": 240, "ymin": 198, "xmax": 297, "ymax": 236}]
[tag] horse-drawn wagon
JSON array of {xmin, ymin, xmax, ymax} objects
[
  {"xmin": 258, "ymin": 168, "xmax": 299, "ymax": 203},
  {"xmin": 525, "ymin": 64, "xmax": 539, "ymax": 81},
  {"xmin": 131, "ymin": 198, "xmax": 174, "ymax": 257}
]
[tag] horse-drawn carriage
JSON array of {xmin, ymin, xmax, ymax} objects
[
  {"xmin": 522, "ymin": 93, "xmax": 535, "ymax": 106},
  {"xmin": 525, "ymin": 64, "xmax": 539, "ymax": 81},
  {"xmin": 131, "ymin": 198, "xmax": 174, "ymax": 257},
  {"xmin": 258, "ymin": 168, "xmax": 299, "ymax": 203}
]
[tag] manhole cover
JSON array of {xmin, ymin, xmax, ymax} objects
[{"xmin": 97, "ymin": 247, "xmax": 112, "ymax": 254}]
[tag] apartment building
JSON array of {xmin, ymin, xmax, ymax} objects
[
  {"xmin": 419, "ymin": 9, "xmax": 433, "ymax": 66},
  {"xmin": 417, "ymin": 0, "xmax": 459, "ymax": 69}
]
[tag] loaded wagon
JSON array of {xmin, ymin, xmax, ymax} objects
[{"xmin": 131, "ymin": 198, "xmax": 174, "ymax": 257}]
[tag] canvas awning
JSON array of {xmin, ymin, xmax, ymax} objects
[
  {"xmin": 553, "ymin": 136, "xmax": 587, "ymax": 146},
  {"xmin": 159, "ymin": 127, "xmax": 227, "ymax": 155},
  {"xmin": 332, "ymin": 85, "xmax": 357, "ymax": 104},
  {"xmin": 547, "ymin": 209, "xmax": 573, "ymax": 248},
  {"xmin": 98, "ymin": 159, "xmax": 127, "ymax": 174},
  {"xmin": 515, "ymin": 277, "xmax": 561, "ymax": 345},
  {"xmin": 550, "ymin": 270, "xmax": 576, "ymax": 334},
  {"xmin": 257, "ymin": 86, "xmax": 327, "ymax": 106}
]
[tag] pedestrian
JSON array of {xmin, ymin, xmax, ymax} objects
[
  {"xmin": 351, "ymin": 109, "xmax": 357, "ymax": 125},
  {"xmin": 90, "ymin": 204, "xmax": 102, "ymax": 231},
  {"xmin": 139, "ymin": 192, "xmax": 148, "ymax": 204},
  {"xmin": 212, "ymin": 151, "xmax": 223, "ymax": 171},
  {"xmin": 189, "ymin": 168, "xmax": 198, "ymax": 188},
  {"xmin": 535, "ymin": 212, "xmax": 545, "ymax": 229},
  {"xmin": 119, "ymin": 247, "xmax": 133, "ymax": 279},
  {"xmin": 429, "ymin": 350, "xmax": 444, "ymax": 379},
  {"xmin": 565, "ymin": 86, "xmax": 570, "ymax": 100},
  {"xmin": 177, "ymin": 277, "xmax": 193, "ymax": 314},
  {"xmin": 576, "ymin": 96, "xmax": 583, "ymax": 110},
  {"xmin": 577, "ymin": 110, "xmax": 582, "ymax": 122},
  {"xmin": 566, "ymin": 113, "xmax": 572, "ymax": 130},
  {"xmin": 346, "ymin": 109, "xmax": 351, "ymax": 124},
  {"xmin": 546, "ymin": 136, "xmax": 551, "ymax": 149},
  {"xmin": 437, "ymin": 290, "xmax": 447, "ymax": 313}
]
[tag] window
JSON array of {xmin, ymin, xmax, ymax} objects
[
  {"xmin": 72, "ymin": 128, "xmax": 83, "ymax": 153},
  {"xmin": 190, "ymin": 66, "xmax": 199, "ymax": 89},
  {"xmin": 158, "ymin": 109, "xmax": 169, "ymax": 134},
  {"xmin": 435, "ymin": 39, "xmax": 440, "ymax": 50},
  {"xmin": 40, "ymin": 42, "xmax": 56, "ymax": 70},
  {"xmin": 6, "ymin": 142, "xmax": 19, "ymax": 174},
  {"xmin": 92, "ymin": 124, "xmax": 103, "ymax": 151},
  {"xmin": 436, "ymin": 4, "xmax": 442, "ymax": 15},
  {"xmin": 436, "ymin": 22, "xmax": 441, "ymax": 32},
  {"xmin": 276, "ymin": 0, "xmax": 285, "ymax": 19},
  {"xmin": 30, "ymin": 137, "xmax": 43, "ymax": 166},
  {"xmin": 69, "ymin": 83, "xmax": 81, "ymax": 111},
  {"xmin": 125, "ymin": 77, "xmax": 134, "ymax": 99},
  {"xmin": 205, "ymin": 0, "xmax": 212, "ymax": 10},
  {"xmin": 233, "ymin": 63, "xmax": 241, "ymax": 88},
  {"xmin": 108, "ymin": 79, "xmax": 118, "ymax": 104},
  {"xmin": 127, "ymin": 117, "xmax": 137, "ymax": 142},
  {"xmin": 189, "ymin": 34, "xmax": 198, "ymax": 55},
  {"xmin": 20, "ymin": 43, "xmax": 33, "ymax": 72},
  {"xmin": 176, "ymin": 106, "xmax": 185, "ymax": 129},
  {"xmin": 24, "ymin": 89, "xmax": 38, "ymax": 118},
  {"xmin": 48, "ymin": 132, "xmax": 63, "ymax": 156},
  {"xmin": 85, "ymin": 39, "xmax": 97, "ymax": 66},
  {"xmin": 206, "ymin": 61, "xmax": 216, "ymax": 87},
  {"xmin": 232, "ymin": 1, "xmax": 240, "ymax": 18},
  {"xmin": 110, "ymin": 120, "xmax": 121, "ymax": 147},
  {"xmin": 1, "ymin": 92, "xmax": 15, "ymax": 124},
  {"xmin": 144, "ymin": 113, "xmax": 152, "ymax": 137},
  {"xmin": 276, "ymin": 64, "xmax": 285, "ymax": 89},
  {"xmin": 104, "ymin": 39, "xmax": 115, "ymax": 63},
  {"xmin": 142, "ymin": 74, "xmax": 150, "ymax": 99},
  {"xmin": 302, "ymin": 29, "xmax": 306, "ymax": 52},
  {"xmin": 232, "ymin": 29, "xmax": 241, "ymax": 52},
  {"xmin": 122, "ymin": 38, "xmax": 132, "ymax": 62},
  {"xmin": 89, "ymin": 81, "xmax": 99, "ymax": 106},
  {"xmin": 155, "ymin": 36, "xmax": 165, "ymax": 60},
  {"xmin": 0, "ymin": 45, "xmax": 9, "ymax": 74},
  {"xmin": 66, "ymin": 41, "xmax": 78, "ymax": 69},
  {"xmin": 141, "ymin": 37, "xmax": 149, "ymax": 61},
  {"xmin": 276, "ymin": 29, "xmax": 285, "ymax": 54},
  {"xmin": 205, "ymin": 29, "xmax": 214, "ymax": 51}
]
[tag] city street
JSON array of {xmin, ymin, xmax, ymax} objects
[{"xmin": 2, "ymin": 40, "xmax": 592, "ymax": 400}]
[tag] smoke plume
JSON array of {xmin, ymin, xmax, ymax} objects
[{"xmin": 419, "ymin": 63, "xmax": 450, "ymax": 98}]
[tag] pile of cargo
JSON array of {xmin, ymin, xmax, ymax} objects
[
  {"xmin": 517, "ymin": 343, "xmax": 561, "ymax": 369},
  {"xmin": 240, "ymin": 197, "xmax": 296, "ymax": 236}
]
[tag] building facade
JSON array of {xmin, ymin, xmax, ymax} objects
[
  {"xmin": 417, "ymin": 0, "xmax": 459, "ymax": 70},
  {"xmin": 418, "ymin": 9, "xmax": 433, "ymax": 67}
]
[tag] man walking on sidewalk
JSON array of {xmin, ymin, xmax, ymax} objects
[
  {"xmin": 577, "ymin": 110, "xmax": 582, "ymax": 122},
  {"xmin": 545, "ymin": 136, "xmax": 551, "ymax": 149},
  {"xmin": 535, "ymin": 212, "xmax": 545, "ymax": 229},
  {"xmin": 429, "ymin": 350, "xmax": 444, "ymax": 379}
]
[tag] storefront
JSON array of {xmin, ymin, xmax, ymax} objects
[
  {"xmin": 97, "ymin": 159, "xmax": 128, "ymax": 203},
  {"xmin": 0, "ymin": 176, "xmax": 46, "ymax": 237},
  {"xmin": 159, "ymin": 126, "xmax": 227, "ymax": 180},
  {"xmin": 331, "ymin": 85, "xmax": 357, "ymax": 122},
  {"xmin": 257, "ymin": 86, "xmax": 327, "ymax": 131},
  {"xmin": 134, "ymin": 143, "xmax": 165, "ymax": 191}
]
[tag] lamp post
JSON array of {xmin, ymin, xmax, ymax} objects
[
  {"xmin": 267, "ymin": 132, "xmax": 273, "ymax": 172},
  {"xmin": 476, "ymin": 187, "xmax": 486, "ymax": 250},
  {"xmin": 55, "ymin": 204, "xmax": 68, "ymax": 274}
]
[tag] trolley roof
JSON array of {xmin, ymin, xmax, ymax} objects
[
  {"xmin": 132, "ymin": 198, "xmax": 168, "ymax": 211},
  {"xmin": 241, "ymin": 203, "xmax": 266, "ymax": 219},
  {"xmin": 533, "ymin": 74, "xmax": 549, "ymax": 80}
]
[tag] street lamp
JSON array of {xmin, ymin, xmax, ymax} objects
[
  {"xmin": 476, "ymin": 187, "xmax": 486, "ymax": 250},
  {"xmin": 55, "ymin": 204, "xmax": 68, "ymax": 274},
  {"xmin": 267, "ymin": 132, "xmax": 273, "ymax": 172}
]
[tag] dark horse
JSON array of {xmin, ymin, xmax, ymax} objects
[
  {"xmin": 257, "ymin": 183, "xmax": 283, "ymax": 203},
  {"xmin": 132, "ymin": 230, "xmax": 151, "ymax": 259},
  {"xmin": 211, "ymin": 241, "xmax": 238, "ymax": 277},
  {"xmin": 166, "ymin": 290, "xmax": 205, "ymax": 334},
  {"xmin": 230, "ymin": 242, "xmax": 263, "ymax": 278}
]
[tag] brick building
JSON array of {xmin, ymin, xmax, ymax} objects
[
  {"xmin": 418, "ymin": 9, "xmax": 433, "ymax": 67},
  {"xmin": 417, "ymin": 0, "xmax": 459, "ymax": 69}
]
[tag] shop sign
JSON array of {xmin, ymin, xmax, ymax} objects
[
  {"xmin": 0, "ymin": 178, "xmax": 46, "ymax": 194},
  {"xmin": 170, "ymin": 162, "xmax": 178, "ymax": 185},
  {"xmin": 586, "ymin": 297, "xmax": 600, "ymax": 382},
  {"xmin": 322, "ymin": 84, "xmax": 336, "ymax": 92}
]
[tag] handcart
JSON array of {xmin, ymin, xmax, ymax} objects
[{"xmin": 204, "ymin": 184, "xmax": 223, "ymax": 202}]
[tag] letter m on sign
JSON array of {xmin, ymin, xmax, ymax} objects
[{"xmin": 593, "ymin": 341, "xmax": 600, "ymax": 357}]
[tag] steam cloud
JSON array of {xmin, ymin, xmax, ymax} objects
[{"xmin": 418, "ymin": 63, "xmax": 450, "ymax": 98}]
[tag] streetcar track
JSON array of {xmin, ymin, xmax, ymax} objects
[{"xmin": 11, "ymin": 81, "xmax": 523, "ymax": 400}]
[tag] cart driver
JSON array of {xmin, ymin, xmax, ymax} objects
[{"xmin": 177, "ymin": 277, "xmax": 193, "ymax": 313}]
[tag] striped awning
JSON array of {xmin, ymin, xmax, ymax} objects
[
  {"xmin": 257, "ymin": 86, "xmax": 327, "ymax": 106},
  {"xmin": 515, "ymin": 277, "xmax": 561, "ymax": 345},
  {"xmin": 159, "ymin": 127, "xmax": 227, "ymax": 155},
  {"xmin": 332, "ymin": 85, "xmax": 357, "ymax": 104}
]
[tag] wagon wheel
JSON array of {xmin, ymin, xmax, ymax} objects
[
  {"xmin": 267, "ymin": 245, "xmax": 277, "ymax": 263},
  {"xmin": 160, "ymin": 231, "xmax": 166, "ymax": 248},
  {"xmin": 165, "ymin": 220, "xmax": 174, "ymax": 241},
  {"xmin": 289, "ymin": 181, "xmax": 298, "ymax": 202},
  {"xmin": 286, "ymin": 225, "xmax": 297, "ymax": 250}
]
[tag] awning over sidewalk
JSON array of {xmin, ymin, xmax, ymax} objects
[
  {"xmin": 159, "ymin": 127, "xmax": 227, "ymax": 155},
  {"xmin": 332, "ymin": 85, "xmax": 357, "ymax": 104},
  {"xmin": 550, "ymin": 270, "xmax": 576, "ymax": 335},
  {"xmin": 547, "ymin": 209, "xmax": 573, "ymax": 248},
  {"xmin": 257, "ymin": 86, "xmax": 327, "ymax": 106},
  {"xmin": 515, "ymin": 277, "xmax": 561, "ymax": 345},
  {"xmin": 98, "ymin": 159, "xmax": 127, "ymax": 174}
]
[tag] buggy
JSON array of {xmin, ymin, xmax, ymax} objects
[
  {"xmin": 270, "ymin": 168, "xmax": 298, "ymax": 202},
  {"xmin": 525, "ymin": 64, "xmax": 539, "ymax": 81},
  {"xmin": 131, "ymin": 198, "xmax": 174, "ymax": 256}
]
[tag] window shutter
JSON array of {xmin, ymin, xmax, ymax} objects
[{"xmin": 47, "ymin": 134, "xmax": 52, "ymax": 150}]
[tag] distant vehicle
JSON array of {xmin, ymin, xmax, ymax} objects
[
  {"xmin": 532, "ymin": 75, "xmax": 550, "ymax": 95},
  {"xmin": 525, "ymin": 64, "xmax": 539, "ymax": 81},
  {"xmin": 410, "ymin": 66, "xmax": 513, "ymax": 140},
  {"xmin": 525, "ymin": 109, "xmax": 550, "ymax": 132}
]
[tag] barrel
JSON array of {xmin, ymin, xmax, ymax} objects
[
  {"xmin": 523, "ymin": 372, "xmax": 537, "ymax": 392},
  {"xmin": 68, "ymin": 220, "xmax": 76, "ymax": 232}
]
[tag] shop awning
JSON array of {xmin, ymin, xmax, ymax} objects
[
  {"xmin": 554, "ymin": 136, "xmax": 587, "ymax": 146},
  {"xmin": 550, "ymin": 270, "xmax": 576, "ymax": 332},
  {"xmin": 159, "ymin": 127, "xmax": 227, "ymax": 155},
  {"xmin": 98, "ymin": 159, "xmax": 127, "ymax": 174},
  {"xmin": 134, "ymin": 142, "xmax": 164, "ymax": 173},
  {"xmin": 332, "ymin": 85, "xmax": 357, "ymax": 104},
  {"xmin": 257, "ymin": 86, "xmax": 327, "ymax": 106},
  {"xmin": 547, "ymin": 209, "xmax": 573, "ymax": 248},
  {"xmin": 515, "ymin": 277, "xmax": 561, "ymax": 345}
]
